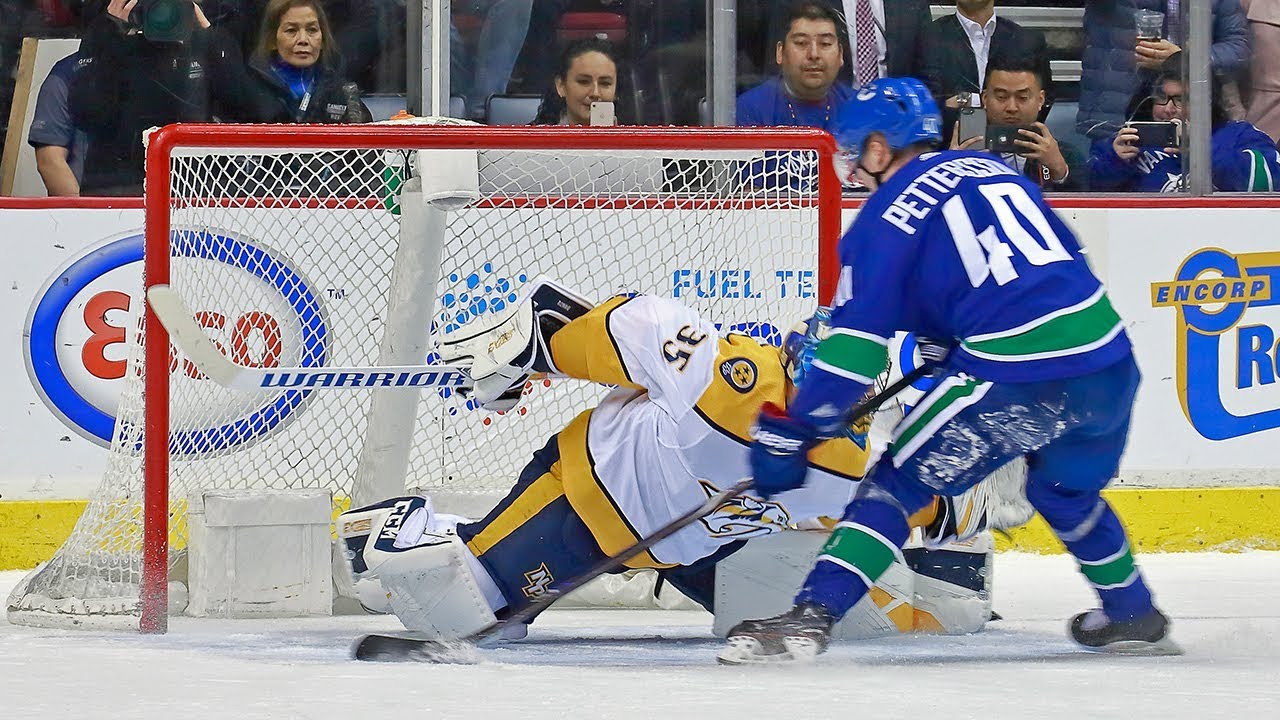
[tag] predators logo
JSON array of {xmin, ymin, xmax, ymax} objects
[
  {"xmin": 719, "ymin": 357, "xmax": 758, "ymax": 394},
  {"xmin": 521, "ymin": 563, "xmax": 554, "ymax": 599},
  {"xmin": 696, "ymin": 480, "xmax": 791, "ymax": 539}
]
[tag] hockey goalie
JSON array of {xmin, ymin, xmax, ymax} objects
[{"xmin": 336, "ymin": 279, "xmax": 1021, "ymax": 642}]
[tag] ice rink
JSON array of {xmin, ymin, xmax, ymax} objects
[{"xmin": 3, "ymin": 551, "xmax": 1278, "ymax": 719}]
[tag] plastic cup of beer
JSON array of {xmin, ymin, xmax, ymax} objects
[{"xmin": 1134, "ymin": 9, "xmax": 1164, "ymax": 41}]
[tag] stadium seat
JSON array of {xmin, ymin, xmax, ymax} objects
[
  {"xmin": 361, "ymin": 94, "xmax": 408, "ymax": 122},
  {"xmin": 557, "ymin": 12, "xmax": 628, "ymax": 44},
  {"xmin": 486, "ymin": 94, "xmax": 544, "ymax": 125}
]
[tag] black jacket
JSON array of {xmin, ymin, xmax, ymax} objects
[
  {"xmin": 919, "ymin": 14, "xmax": 1052, "ymax": 144},
  {"xmin": 70, "ymin": 15, "xmax": 261, "ymax": 195},
  {"xmin": 247, "ymin": 57, "xmax": 368, "ymax": 124}
]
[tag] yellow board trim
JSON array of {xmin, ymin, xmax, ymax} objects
[
  {"xmin": 0, "ymin": 500, "xmax": 87, "ymax": 570},
  {"xmin": 996, "ymin": 486, "xmax": 1280, "ymax": 553},
  {"xmin": 464, "ymin": 467, "xmax": 566, "ymax": 558},
  {"xmin": 3, "ymin": 487, "xmax": 1279, "ymax": 571}
]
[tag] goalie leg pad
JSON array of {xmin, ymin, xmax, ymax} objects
[
  {"xmin": 352, "ymin": 497, "xmax": 503, "ymax": 638},
  {"xmin": 374, "ymin": 532, "xmax": 499, "ymax": 638},
  {"xmin": 921, "ymin": 456, "xmax": 1033, "ymax": 549},
  {"xmin": 904, "ymin": 531, "xmax": 994, "ymax": 634},
  {"xmin": 439, "ymin": 278, "xmax": 593, "ymax": 410}
]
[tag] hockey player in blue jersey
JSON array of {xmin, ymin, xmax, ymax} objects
[{"xmin": 718, "ymin": 77, "xmax": 1179, "ymax": 664}]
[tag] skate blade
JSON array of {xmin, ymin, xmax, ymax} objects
[
  {"xmin": 716, "ymin": 636, "xmax": 819, "ymax": 665},
  {"xmin": 1082, "ymin": 635, "xmax": 1184, "ymax": 657}
]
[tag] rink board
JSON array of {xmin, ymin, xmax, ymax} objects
[{"xmin": 2, "ymin": 198, "xmax": 1280, "ymax": 567}]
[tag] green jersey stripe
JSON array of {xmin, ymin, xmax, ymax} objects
[
  {"xmin": 1245, "ymin": 149, "xmax": 1275, "ymax": 192},
  {"xmin": 1079, "ymin": 546, "xmax": 1138, "ymax": 588},
  {"xmin": 890, "ymin": 375, "xmax": 987, "ymax": 459},
  {"xmin": 814, "ymin": 332, "xmax": 889, "ymax": 383},
  {"xmin": 962, "ymin": 290, "xmax": 1122, "ymax": 360},
  {"xmin": 819, "ymin": 523, "xmax": 901, "ymax": 583}
]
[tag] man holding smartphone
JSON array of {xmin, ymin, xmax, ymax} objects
[
  {"xmin": 951, "ymin": 53, "xmax": 1082, "ymax": 191},
  {"xmin": 1089, "ymin": 56, "xmax": 1279, "ymax": 192}
]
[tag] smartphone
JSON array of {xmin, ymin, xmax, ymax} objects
[
  {"xmin": 589, "ymin": 101, "xmax": 616, "ymax": 126},
  {"xmin": 986, "ymin": 125, "xmax": 1036, "ymax": 154},
  {"xmin": 957, "ymin": 107, "xmax": 987, "ymax": 144},
  {"xmin": 1128, "ymin": 121, "xmax": 1180, "ymax": 148}
]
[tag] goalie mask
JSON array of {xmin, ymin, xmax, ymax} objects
[{"xmin": 780, "ymin": 307, "xmax": 833, "ymax": 387}]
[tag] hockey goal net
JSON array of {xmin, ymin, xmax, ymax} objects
[{"xmin": 7, "ymin": 122, "xmax": 840, "ymax": 632}]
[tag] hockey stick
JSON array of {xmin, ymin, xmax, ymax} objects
[
  {"xmin": 351, "ymin": 361, "xmax": 935, "ymax": 663},
  {"xmin": 146, "ymin": 285, "xmax": 472, "ymax": 392}
]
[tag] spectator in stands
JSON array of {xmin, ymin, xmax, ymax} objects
[
  {"xmin": 765, "ymin": 0, "xmax": 931, "ymax": 87},
  {"xmin": 452, "ymin": 0, "xmax": 533, "ymax": 119},
  {"xmin": 202, "ymin": 0, "xmax": 381, "ymax": 83},
  {"xmin": 919, "ymin": 0, "xmax": 1051, "ymax": 146},
  {"xmin": 249, "ymin": 0, "xmax": 371, "ymax": 122},
  {"xmin": 737, "ymin": 1, "xmax": 852, "ymax": 131},
  {"xmin": 28, "ymin": 50, "xmax": 88, "ymax": 196},
  {"xmin": 531, "ymin": 37, "xmax": 619, "ymax": 126},
  {"xmin": 71, "ymin": 0, "xmax": 263, "ymax": 195},
  {"xmin": 1242, "ymin": 0, "xmax": 1280, "ymax": 142},
  {"xmin": 1078, "ymin": 0, "xmax": 1249, "ymax": 139},
  {"xmin": 951, "ymin": 52, "xmax": 1082, "ymax": 191},
  {"xmin": 1089, "ymin": 56, "xmax": 1280, "ymax": 192}
]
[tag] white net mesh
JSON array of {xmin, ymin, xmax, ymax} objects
[{"xmin": 7, "ymin": 124, "xmax": 836, "ymax": 629}]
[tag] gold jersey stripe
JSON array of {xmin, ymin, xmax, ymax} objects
[
  {"xmin": 464, "ymin": 466, "xmax": 566, "ymax": 558},
  {"xmin": 557, "ymin": 410, "xmax": 671, "ymax": 569}
]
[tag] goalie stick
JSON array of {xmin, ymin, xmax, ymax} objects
[
  {"xmin": 146, "ymin": 285, "xmax": 473, "ymax": 392},
  {"xmin": 351, "ymin": 361, "xmax": 936, "ymax": 663}
]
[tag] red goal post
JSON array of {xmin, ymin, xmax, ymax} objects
[{"xmin": 11, "ymin": 123, "xmax": 841, "ymax": 633}]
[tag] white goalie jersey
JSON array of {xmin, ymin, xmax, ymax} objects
[{"xmin": 546, "ymin": 294, "xmax": 871, "ymax": 568}]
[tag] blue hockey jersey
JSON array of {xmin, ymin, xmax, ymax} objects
[
  {"xmin": 1089, "ymin": 121, "xmax": 1280, "ymax": 192},
  {"xmin": 789, "ymin": 150, "xmax": 1132, "ymax": 432}
]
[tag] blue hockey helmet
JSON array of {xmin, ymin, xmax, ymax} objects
[
  {"xmin": 780, "ymin": 307, "xmax": 832, "ymax": 387},
  {"xmin": 830, "ymin": 77, "xmax": 943, "ymax": 163}
]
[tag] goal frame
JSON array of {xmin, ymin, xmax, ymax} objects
[{"xmin": 140, "ymin": 123, "xmax": 842, "ymax": 632}]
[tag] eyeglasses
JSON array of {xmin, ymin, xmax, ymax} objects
[{"xmin": 1153, "ymin": 94, "xmax": 1185, "ymax": 108}]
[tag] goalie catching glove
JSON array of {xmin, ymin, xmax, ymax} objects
[{"xmin": 439, "ymin": 278, "xmax": 594, "ymax": 411}]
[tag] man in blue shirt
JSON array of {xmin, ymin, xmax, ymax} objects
[
  {"xmin": 719, "ymin": 78, "xmax": 1178, "ymax": 664},
  {"xmin": 27, "ymin": 51, "xmax": 87, "ymax": 197},
  {"xmin": 737, "ymin": 1, "xmax": 853, "ymax": 131}
]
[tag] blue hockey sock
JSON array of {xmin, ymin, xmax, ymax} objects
[
  {"xmin": 1041, "ymin": 494, "xmax": 1155, "ymax": 621},
  {"xmin": 795, "ymin": 499, "xmax": 911, "ymax": 619}
]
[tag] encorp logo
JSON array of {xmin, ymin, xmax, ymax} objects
[
  {"xmin": 25, "ymin": 230, "xmax": 328, "ymax": 453},
  {"xmin": 1151, "ymin": 247, "xmax": 1279, "ymax": 440}
]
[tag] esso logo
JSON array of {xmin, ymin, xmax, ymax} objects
[{"xmin": 25, "ymin": 231, "xmax": 327, "ymax": 452}]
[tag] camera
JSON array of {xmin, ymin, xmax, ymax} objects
[
  {"xmin": 985, "ymin": 125, "xmax": 1036, "ymax": 154},
  {"xmin": 129, "ymin": 0, "xmax": 195, "ymax": 43},
  {"xmin": 1128, "ymin": 121, "xmax": 1181, "ymax": 148}
]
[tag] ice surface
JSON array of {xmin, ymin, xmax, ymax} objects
[{"xmin": 3, "ymin": 552, "xmax": 1278, "ymax": 719}]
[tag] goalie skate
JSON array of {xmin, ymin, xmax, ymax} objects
[
  {"xmin": 1069, "ymin": 608, "xmax": 1183, "ymax": 656},
  {"xmin": 717, "ymin": 602, "xmax": 834, "ymax": 665}
]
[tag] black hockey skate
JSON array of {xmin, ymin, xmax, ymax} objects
[
  {"xmin": 1069, "ymin": 608, "xmax": 1183, "ymax": 656},
  {"xmin": 717, "ymin": 602, "xmax": 835, "ymax": 665}
]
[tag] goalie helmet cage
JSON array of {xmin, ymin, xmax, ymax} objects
[{"xmin": 6, "ymin": 123, "xmax": 841, "ymax": 633}]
